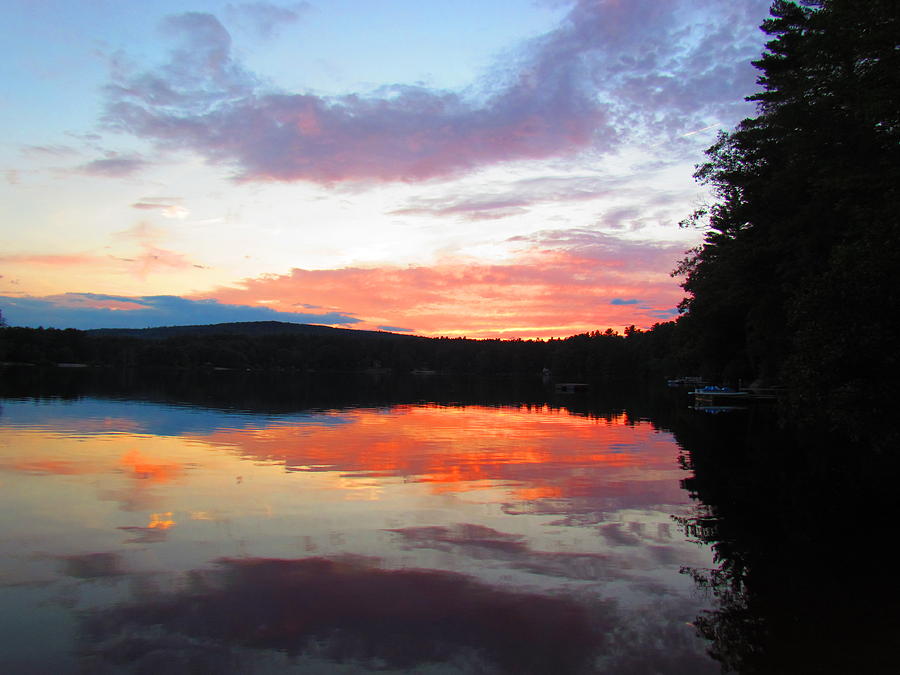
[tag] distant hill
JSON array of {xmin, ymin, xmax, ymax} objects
[
  {"xmin": 85, "ymin": 321, "xmax": 419, "ymax": 341},
  {"xmin": 2, "ymin": 318, "xmax": 681, "ymax": 381}
]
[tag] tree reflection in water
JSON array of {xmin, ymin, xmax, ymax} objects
[{"xmin": 675, "ymin": 410, "xmax": 900, "ymax": 674}]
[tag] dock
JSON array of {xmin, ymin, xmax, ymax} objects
[
  {"xmin": 690, "ymin": 386, "xmax": 781, "ymax": 406},
  {"xmin": 555, "ymin": 383, "xmax": 589, "ymax": 393}
]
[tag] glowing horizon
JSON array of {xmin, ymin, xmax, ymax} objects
[{"xmin": 1, "ymin": 0, "xmax": 773, "ymax": 338}]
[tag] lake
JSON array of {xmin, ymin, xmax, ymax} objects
[{"xmin": 3, "ymin": 368, "xmax": 885, "ymax": 674}]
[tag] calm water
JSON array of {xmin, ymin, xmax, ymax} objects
[{"xmin": 0, "ymin": 372, "xmax": 720, "ymax": 673}]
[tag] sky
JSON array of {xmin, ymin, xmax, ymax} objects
[{"xmin": 0, "ymin": 0, "xmax": 773, "ymax": 338}]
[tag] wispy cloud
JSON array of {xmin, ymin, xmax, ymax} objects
[
  {"xmin": 77, "ymin": 154, "xmax": 149, "ymax": 177},
  {"xmin": 131, "ymin": 198, "xmax": 190, "ymax": 219},
  {"xmin": 225, "ymin": 1, "xmax": 310, "ymax": 39},
  {"xmin": 113, "ymin": 222, "xmax": 197, "ymax": 277},
  {"xmin": 101, "ymin": 1, "xmax": 769, "ymax": 184},
  {"xmin": 0, "ymin": 253, "xmax": 105, "ymax": 266},
  {"xmin": 21, "ymin": 144, "xmax": 80, "ymax": 158},
  {"xmin": 391, "ymin": 174, "xmax": 625, "ymax": 221},
  {"xmin": 1, "ymin": 225, "xmax": 204, "ymax": 280},
  {"xmin": 377, "ymin": 325, "xmax": 413, "ymax": 333}
]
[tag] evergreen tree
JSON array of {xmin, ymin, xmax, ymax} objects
[{"xmin": 676, "ymin": 0, "xmax": 899, "ymax": 438}]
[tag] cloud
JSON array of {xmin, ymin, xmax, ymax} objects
[
  {"xmin": 512, "ymin": 227, "xmax": 686, "ymax": 269},
  {"xmin": 57, "ymin": 552, "xmax": 128, "ymax": 580},
  {"xmin": 77, "ymin": 154, "xmax": 149, "ymax": 177},
  {"xmin": 377, "ymin": 325, "xmax": 413, "ymax": 333},
  {"xmin": 101, "ymin": 1, "xmax": 770, "ymax": 184},
  {"xmin": 0, "ymin": 227, "xmax": 687, "ymax": 336},
  {"xmin": 118, "ymin": 525, "xmax": 169, "ymax": 544},
  {"xmin": 0, "ymin": 293, "xmax": 360, "ymax": 329},
  {"xmin": 131, "ymin": 198, "xmax": 190, "ymax": 219},
  {"xmin": 21, "ymin": 144, "xmax": 79, "ymax": 158},
  {"xmin": 0, "ymin": 458, "xmax": 106, "ymax": 476},
  {"xmin": 598, "ymin": 206, "xmax": 643, "ymax": 230},
  {"xmin": 391, "ymin": 174, "xmax": 624, "ymax": 221},
  {"xmin": 598, "ymin": 522, "xmax": 645, "ymax": 547},
  {"xmin": 181, "ymin": 405, "xmax": 690, "ymax": 513},
  {"xmin": 226, "ymin": 1, "xmax": 310, "ymax": 39},
  {"xmin": 74, "ymin": 554, "xmax": 716, "ymax": 673},
  {"xmin": 120, "ymin": 449, "xmax": 183, "ymax": 484},
  {"xmin": 79, "ymin": 556, "xmax": 605, "ymax": 673},
  {"xmin": 113, "ymin": 221, "xmax": 200, "ymax": 277},
  {"xmin": 387, "ymin": 523, "xmax": 690, "ymax": 589},
  {"xmin": 392, "ymin": 198, "xmax": 530, "ymax": 222},
  {"xmin": 1, "ymin": 226, "xmax": 202, "ymax": 279},
  {"xmin": 388, "ymin": 524, "xmax": 630, "ymax": 582},
  {"xmin": 200, "ymin": 230, "xmax": 685, "ymax": 337},
  {"xmin": 0, "ymin": 253, "xmax": 105, "ymax": 266}
]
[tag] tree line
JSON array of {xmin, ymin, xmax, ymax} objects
[
  {"xmin": 0, "ymin": 320, "xmax": 693, "ymax": 385},
  {"xmin": 673, "ymin": 0, "xmax": 898, "ymax": 438}
]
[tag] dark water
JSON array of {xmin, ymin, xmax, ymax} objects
[{"xmin": 1, "ymin": 369, "xmax": 897, "ymax": 673}]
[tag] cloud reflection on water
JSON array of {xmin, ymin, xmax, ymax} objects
[
  {"xmin": 0, "ymin": 395, "xmax": 715, "ymax": 673},
  {"xmin": 185, "ymin": 404, "xmax": 689, "ymax": 507},
  {"xmin": 1, "ymin": 403, "xmax": 688, "ymax": 511},
  {"xmin": 77, "ymin": 555, "xmax": 712, "ymax": 675}
]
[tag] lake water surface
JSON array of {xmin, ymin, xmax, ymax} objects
[{"xmin": 1, "ymin": 371, "xmax": 720, "ymax": 673}]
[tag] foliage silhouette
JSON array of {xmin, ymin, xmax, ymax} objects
[
  {"xmin": 0, "ymin": 320, "xmax": 690, "ymax": 387},
  {"xmin": 674, "ymin": 0, "xmax": 899, "ymax": 444}
]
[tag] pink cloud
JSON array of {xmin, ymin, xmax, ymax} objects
[
  {"xmin": 199, "ymin": 232, "xmax": 686, "ymax": 338},
  {"xmin": 0, "ymin": 253, "xmax": 104, "ymax": 266},
  {"xmin": 102, "ymin": 1, "xmax": 769, "ymax": 184},
  {"xmin": 3, "ymin": 224, "xmax": 201, "ymax": 279},
  {"xmin": 133, "ymin": 247, "xmax": 194, "ymax": 277},
  {"xmin": 113, "ymin": 222, "xmax": 199, "ymax": 277},
  {"xmin": 0, "ymin": 249, "xmax": 195, "ymax": 279}
]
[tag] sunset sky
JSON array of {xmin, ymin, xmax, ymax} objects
[{"xmin": 1, "ymin": 0, "xmax": 772, "ymax": 338}]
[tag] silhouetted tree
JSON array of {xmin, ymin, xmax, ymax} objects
[{"xmin": 676, "ymin": 0, "xmax": 899, "ymax": 438}]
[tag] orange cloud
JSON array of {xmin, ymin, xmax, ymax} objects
[
  {"xmin": 147, "ymin": 512, "xmax": 176, "ymax": 529},
  {"xmin": 2, "ymin": 449, "xmax": 184, "ymax": 485},
  {"xmin": 200, "ymin": 242, "xmax": 684, "ymax": 338},
  {"xmin": 188, "ymin": 405, "xmax": 686, "ymax": 506},
  {"xmin": 120, "ymin": 450, "xmax": 184, "ymax": 484}
]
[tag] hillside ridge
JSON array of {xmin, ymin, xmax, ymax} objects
[{"xmin": 85, "ymin": 321, "xmax": 418, "ymax": 340}]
